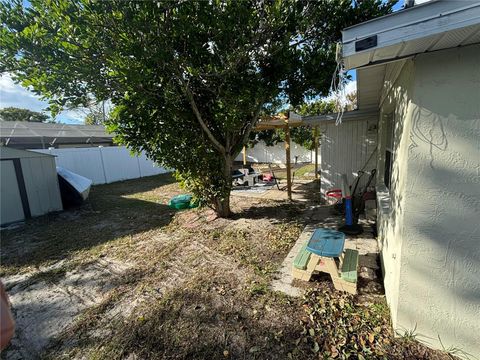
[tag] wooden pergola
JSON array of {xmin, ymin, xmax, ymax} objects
[{"xmin": 241, "ymin": 112, "xmax": 320, "ymax": 200}]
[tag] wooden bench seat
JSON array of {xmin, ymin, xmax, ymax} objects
[
  {"xmin": 293, "ymin": 242, "xmax": 311, "ymax": 270},
  {"xmin": 340, "ymin": 249, "xmax": 359, "ymax": 283}
]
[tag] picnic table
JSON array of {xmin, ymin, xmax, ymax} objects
[
  {"xmin": 232, "ymin": 168, "xmax": 261, "ymax": 186},
  {"xmin": 292, "ymin": 228, "xmax": 359, "ymax": 294}
]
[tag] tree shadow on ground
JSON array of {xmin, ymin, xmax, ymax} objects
[
  {"xmin": 0, "ymin": 174, "xmax": 178, "ymax": 273},
  {"xmin": 45, "ymin": 273, "xmax": 312, "ymax": 360},
  {"xmin": 234, "ymin": 200, "xmax": 342, "ymax": 230}
]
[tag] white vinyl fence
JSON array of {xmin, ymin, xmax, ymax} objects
[
  {"xmin": 31, "ymin": 142, "xmax": 314, "ymax": 185},
  {"xmin": 234, "ymin": 141, "xmax": 319, "ymax": 165},
  {"xmin": 32, "ymin": 146, "xmax": 168, "ymax": 185}
]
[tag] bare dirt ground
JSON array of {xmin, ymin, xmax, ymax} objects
[{"xmin": 0, "ymin": 174, "xmax": 459, "ymax": 359}]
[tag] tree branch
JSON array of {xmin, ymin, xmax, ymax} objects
[
  {"xmin": 178, "ymin": 76, "xmax": 226, "ymax": 154},
  {"xmin": 233, "ymin": 99, "xmax": 265, "ymax": 155}
]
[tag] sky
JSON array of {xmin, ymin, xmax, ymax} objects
[
  {"xmin": 0, "ymin": 0, "xmax": 403, "ymax": 125},
  {"xmin": 0, "ymin": 74, "xmax": 85, "ymax": 124}
]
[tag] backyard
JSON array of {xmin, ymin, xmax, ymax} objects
[{"xmin": 0, "ymin": 174, "xmax": 458, "ymax": 359}]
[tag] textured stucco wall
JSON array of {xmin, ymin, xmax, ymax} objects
[
  {"xmin": 378, "ymin": 45, "xmax": 480, "ymax": 356},
  {"xmin": 398, "ymin": 44, "xmax": 480, "ymax": 355},
  {"xmin": 377, "ymin": 59, "xmax": 415, "ymax": 327}
]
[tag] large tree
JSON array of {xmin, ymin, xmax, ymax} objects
[
  {"xmin": 0, "ymin": 107, "xmax": 50, "ymax": 122},
  {"xmin": 0, "ymin": 0, "xmax": 393, "ymax": 216},
  {"xmin": 69, "ymin": 100, "xmax": 109, "ymax": 125}
]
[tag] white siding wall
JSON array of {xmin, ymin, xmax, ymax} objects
[
  {"xmin": 0, "ymin": 149, "xmax": 62, "ymax": 225},
  {"xmin": 33, "ymin": 146, "xmax": 168, "ymax": 185},
  {"xmin": 319, "ymin": 118, "xmax": 377, "ymax": 199}
]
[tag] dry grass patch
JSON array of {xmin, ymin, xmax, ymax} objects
[{"xmin": 46, "ymin": 269, "xmax": 309, "ymax": 360}]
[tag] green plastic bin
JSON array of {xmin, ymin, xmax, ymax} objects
[{"xmin": 168, "ymin": 194, "xmax": 197, "ymax": 210}]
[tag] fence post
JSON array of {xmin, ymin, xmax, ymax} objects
[
  {"xmin": 98, "ymin": 146, "xmax": 108, "ymax": 184},
  {"xmin": 136, "ymin": 154, "xmax": 143, "ymax": 178}
]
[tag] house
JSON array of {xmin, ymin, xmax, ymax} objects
[
  {"xmin": 331, "ymin": 0, "xmax": 480, "ymax": 356},
  {"xmin": 0, "ymin": 121, "xmax": 114, "ymax": 149},
  {"xmin": 0, "ymin": 121, "xmax": 169, "ymax": 186}
]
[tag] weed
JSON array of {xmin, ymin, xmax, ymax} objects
[
  {"xmin": 397, "ymin": 324, "xmax": 418, "ymax": 342},
  {"xmin": 248, "ymin": 280, "xmax": 269, "ymax": 296},
  {"xmin": 438, "ymin": 335, "xmax": 475, "ymax": 360}
]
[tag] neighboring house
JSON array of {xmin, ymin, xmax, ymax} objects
[
  {"xmin": 0, "ymin": 121, "xmax": 167, "ymax": 186},
  {"xmin": 0, "ymin": 121, "xmax": 114, "ymax": 149},
  {"xmin": 333, "ymin": 0, "xmax": 479, "ymax": 356}
]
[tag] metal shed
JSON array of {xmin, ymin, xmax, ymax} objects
[{"xmin": 0, "ymin": 146, "xmax": 63, "ymax": 226}]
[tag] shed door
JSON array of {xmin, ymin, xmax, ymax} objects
[{"xmin": 1, "ymin": 160, "xmax": 25, "ymax": 225}]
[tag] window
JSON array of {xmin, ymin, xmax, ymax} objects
[{"xmin": 384, "ymin": 114, "xmax": 395, "ymax": 189}]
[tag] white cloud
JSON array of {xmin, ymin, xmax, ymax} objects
[
  {"xmin": 0, "ymin": 73, "xmax": 83, "ymax": 124},
  {"xmin": 61, "ymin": 109, "xmax": 87, "ymax": 122},
  {"xmin": 0, "ymin": 74, "xmax": 45, "ymax": 109},
  {"xmin": 0, "ymin": 74, "xmax": 26, "ymax": 94}
]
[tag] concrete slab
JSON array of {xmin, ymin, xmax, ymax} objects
[
  {"xmin": 271, "ymin": 225, "xmax": 317, "ymax": 297},
  {"xmin": 232, "ymin": 179, "xmax": 320, "ymax": 202}
]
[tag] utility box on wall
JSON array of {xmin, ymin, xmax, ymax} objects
[{"xmin": 0, "ymin": 147, "xmax": 63, "ymax": 226}]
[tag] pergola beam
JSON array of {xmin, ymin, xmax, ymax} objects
[{"xmin": 254, "ymin": 112, "xmax": 303, "ymax": 131}]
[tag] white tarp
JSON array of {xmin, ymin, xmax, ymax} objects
[{"xmin": 56, "ymin": 166, "xmax": 92, "ymax": 200}]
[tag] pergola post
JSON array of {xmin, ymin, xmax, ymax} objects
[
  {"xmin": 254, "ymin": 112, "xmax": 302, "ymax": 201},
  {"xmin": 285, "ymin": 118, "xmax": 292, "ymax": 200},
  {"xmin": 242, "ymin": 145, "xmax": 247, "ymax": 166},
  {"xmin": 314, "ymin": 126, "xmax": 319, "ymax": 179}
]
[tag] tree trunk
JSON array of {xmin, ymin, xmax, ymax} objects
[
  {"xmin": 213, "ymin": 194, "xmax": 231, "ymax": 218},
  {"xmin": 213, "ymin": 154, "xmax": 233, "ymax": 218}
]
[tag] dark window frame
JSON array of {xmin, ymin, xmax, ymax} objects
[{"xmin": 383, "ymin": 114, "xmax": 395, "ymax": 189}]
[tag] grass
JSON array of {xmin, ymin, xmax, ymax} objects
[
  {"xmin": 397, "ymin": 324, "xmax": 418, "ymax": 342},
  {"xmin": 246, "ymin": 163, "xmax": 317, "ymax": 180},
  {"xmin": 0, "ymin": 173, "xmax": 178, "ymax": 277},
  {"xmin": 1, "ymin": 175, "xmax": 460, "ymax": 360},
  {"xmin": 293, "ymin": 164, "xmax": 316, "ymax": 178}
]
